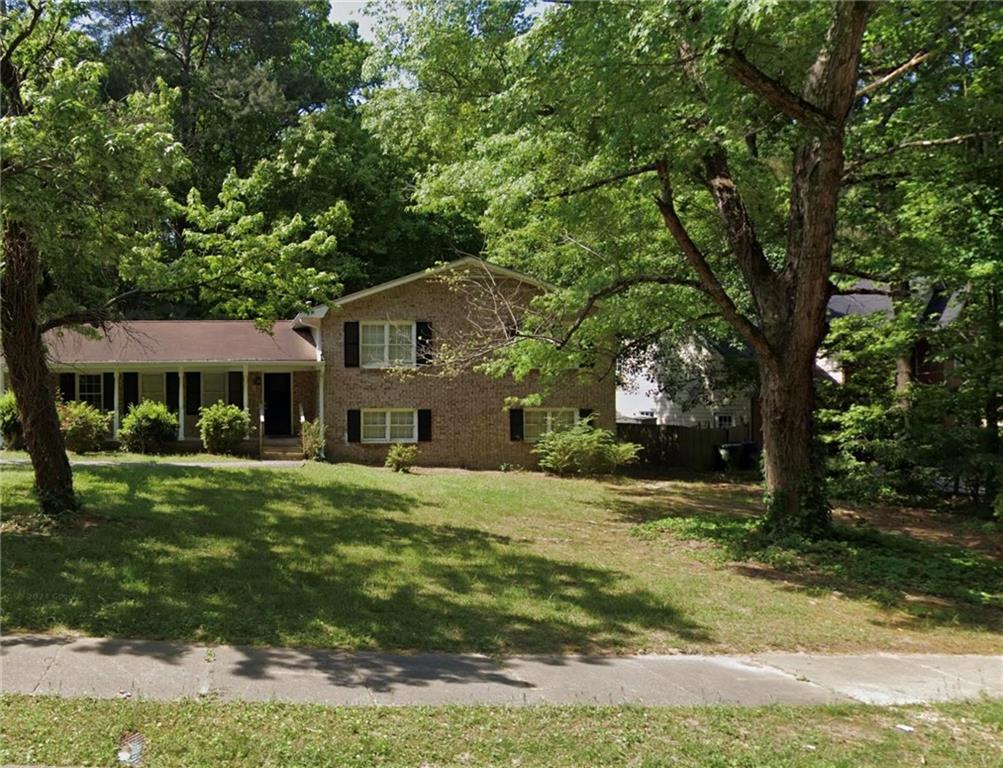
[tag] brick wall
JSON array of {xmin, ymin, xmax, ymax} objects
[
  {"xmin": 293, "ymin": 370, "xmax": 318, "ymax": 429},
  {"xmin": 320, "ymin": 275, "xmax": 615, "ymax": 469}
]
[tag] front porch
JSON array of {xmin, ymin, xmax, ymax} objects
[{"xmin": 45, "ymin": 365, "xmax": 323, "ymax": 455}]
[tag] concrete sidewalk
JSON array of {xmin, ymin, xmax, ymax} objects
[{"xmin": 3, "ymin": 635, "xmax": 1000, "ymax": 707}]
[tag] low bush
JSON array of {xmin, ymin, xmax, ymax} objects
[
  {"xmin": 301, "ymin": 418, "xmax": 326, "ymax": 460},
  {"xmin": 198, "ymin": 403, "xmax": 249, "ymax": 455},
  {"xmin": 57, "ymin": 400, "xmax": 110, "ymax": 453},
  {"xmin": 533, "ymin": 422, "xmax": 640, "ymax": 477},
  {"xmin": 119, "ymin": 401, "xmax": 178, "ymax": 454},
  {"xmin": 0, "ymin": 390, "xmax": 23, "ymax": 449},
  {"xmin": 385, "ymin": 443, "xmax": 418, "ymax": 473}
]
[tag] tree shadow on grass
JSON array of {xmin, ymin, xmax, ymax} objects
[
  {"xmin": 609, "ymin": 482, "xmax": 1003, "ymax": 634},
  {"xmin": 1, "ymin": 465, "xmax": 709, "ymax": 656}
]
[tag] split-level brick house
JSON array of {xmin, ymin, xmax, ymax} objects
[{"xmin": 2, "ymin": 258, "xmax": 615, "ymax": 468}]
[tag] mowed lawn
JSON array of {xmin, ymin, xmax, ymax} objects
[
  {"xmin": 1, "ymin": 462, "xmax": 1000, "ymax": 654},
  {"xmin": 3, "ymin": 696, "xmax": 1001, "ymax": 768}
]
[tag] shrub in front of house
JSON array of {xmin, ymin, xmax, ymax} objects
[
  {"xmin": 301, "ymin": 418, "xmax": 326, "ymax": 461},
  {"xmin": 119, "ymin": 401, "xmax": 178, "ymax": 454},
  {"xmin": 385, "ymin": 443, "xmax": 418, "ymax": 473},
  {"xmin": 198, "ymin": 402, "xmax": 249, "ymax": 455},
  {"xmin": 533, "ymin": 422, "xmax": 640, "ymax": 477},
  {"xmin": 0, "ymin": 390, "xmax": 23, "ymax": 449},
  {"xmin": 57, "ymin": 400, "xmax": 110, "ymax": 453}
]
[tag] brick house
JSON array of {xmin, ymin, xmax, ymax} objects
[{"xmin": 1, "ymin": 258, "xmax": 615, "ymax": 468}]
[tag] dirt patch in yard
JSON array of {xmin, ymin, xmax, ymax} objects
[{"xmin": 833, "ymin": 503, "xmax": 1002, "ymax": 560}]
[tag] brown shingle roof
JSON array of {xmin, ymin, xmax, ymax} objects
[{"xmin": 43, "ymin": 321, "xmax": 318, "ymax": 365}]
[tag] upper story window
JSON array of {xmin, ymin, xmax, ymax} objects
[
  {"xmin": 361, "ymin": 321, "xmax": 415, "ymax": 367},
  {"xmin": 524, "ymin": 408, "xmax": 578, "ymax": 442},
  {"xmin": 77, "ymin": 374, "xmax": 103, "ymax": 410},
  {"xmin": 715, "ymin": 414, "xmax": 734, "ymax": 428}
]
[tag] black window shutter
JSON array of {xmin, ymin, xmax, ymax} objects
[
  {"xmin": 346, "ymin": 409, "xmax": 361, "ymax": 442},
  {"xmin": 416, "ymin": 321, "xmax": 433, "ymax": 365},
  {"xmin": 579, "ymin": 408, "xmax": 594, "ymax": 422},
  {"xmin": 102, "ymin": 373, "xmax": 115, "ymax": 411},
  {"xmin": 58, "ymin": 373, "xmax": 75, "ymax": 402},
  {"xmin": 166, "ymin": 372, "xmax": 180, "ymax": 414},
  {"xmin": 184, "ymin": 372, "xmax": 201, "ymax": 416},
  {"xmin": 344, "ymin": 322, "xmax": 360, "ymax": 367},
  {"xmin": 418, "ymin": 409, "xmax": 432, "ymax": 441},
  {"xmin": 227, "ymin": 371, "xmax": 244, "ymax": 408},
  {"xmin": 123, "ymin": 373, "xmax": 139, "ymax": 410},
  {"xmin": 509, "ymin": 408, "xmax": 524, "ymax": 441}
]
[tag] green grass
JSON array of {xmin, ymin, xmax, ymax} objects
[
  {"xmin": 1, "ymin": 463, "xmax": 1000, "ymax": 654},
  {"xmin": 2, "ymin": 695, "xmax": 1000, "ymax": 767},
  {"xmin": 632, "ymin": 509, "xmax": 1001, "ymax": 609}
]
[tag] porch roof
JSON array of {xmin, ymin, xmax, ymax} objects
[{"xmin": 42, "ymin": 321, "xmax": 319, "ymax": 366}]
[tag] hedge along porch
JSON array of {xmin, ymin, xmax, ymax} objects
[{"xmin": 10, "ymin": 320, "xmax": 324, "ymax": 451}]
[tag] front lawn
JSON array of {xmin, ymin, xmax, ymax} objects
[
  {"xmin": 1, "ymin": 463, "xmax": 1000, "ymax": 654},
  {"xmin": 3, "ymin": 695, "xmax": 1000, "ymax": 768}
]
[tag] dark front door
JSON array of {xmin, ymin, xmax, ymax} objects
[{"xmin": 263, "ymin": 373, "xmax": 292, "ymax": 436}]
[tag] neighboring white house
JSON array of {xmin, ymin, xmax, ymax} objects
[
  {"xmin": 617, "ymin": 339, "xmax": 755, "ymax": 431},
  {"xmin": 617, "ymin": 286, "xmax": 911, "ymax": 431}
]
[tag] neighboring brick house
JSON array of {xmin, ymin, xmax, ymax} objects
[{"xmin": 1, "ymin": 258, "xmax": 615, "ymax": 468}]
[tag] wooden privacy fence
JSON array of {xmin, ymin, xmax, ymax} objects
[{"xmin": 617, "ymin": 423, "xmax": 758, "ymax": 471}]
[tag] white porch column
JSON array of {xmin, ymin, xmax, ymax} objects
[
  {"xmin": 242, "ymin": 364, "xmax": 249, "ymax": 413},
  {"xmin": 178, "ymin": 368, "xmax": 185, "ymax": 440},
  {"xmin": 112, "ymin": 371, "xmax": 120, "ymax": 436},
  {"xmin": 317, "ymin": 366, "xmax": 325, "ymax": 458}
]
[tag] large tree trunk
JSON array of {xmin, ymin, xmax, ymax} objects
[
  {"xmin": 0, "ymin": 221, "xmax": 77, "ymax": 516},
  {"xmin": 758, "ymin": 352, "xmax": 829, "ymax": 535}
]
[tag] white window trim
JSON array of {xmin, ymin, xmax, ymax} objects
[
  {"xmin": 77, "ymin": 373, "xmax": 104, "ymax": 410},
  {"xmin": 524, "ymin": 407, "xmax": 579, "ymax": 443},
  {"xmin": 360, "ymin": 321, "xmax": 417, "ymax": 369},
  {"xmin": 715, "ymin": 413, "xmax": 734, "ymax": 428},
  {"xmin": 361, "ymin": 408, "xmax": 418, "ymax": 444}
]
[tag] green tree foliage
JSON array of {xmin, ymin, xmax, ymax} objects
[
  {"xmin": 364, "ymin": 0, "xmax": 1002, "ymax": 533},
  {"xmin": 88, "ymin": 0, "xmax": 369, "ymax": 200},
  {"xmin": 183, "ymin": 108, "xmax": 480, "ymax": 319},
  {"xmin": 1, "ymin": 0, "xmax": 185, "ymax": 513}
]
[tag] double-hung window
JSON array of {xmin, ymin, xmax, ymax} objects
[
  {"xmin": 78, "ymin": 374, "xmax": 104, "ymax": 410},
  {"xmin": 715, "ymin": 414, "xmax": 734, "ymax": 428},
  {"xmin": 523, "ymin": 408, "xmax": 578, "ymax": 442},
  {"xmin": 361, "ymin": 409, "xmax": 417, "ymax": 443},
  {"xmin": 361, "ymin": 321, "xmax": 415, "ymax": 367}
]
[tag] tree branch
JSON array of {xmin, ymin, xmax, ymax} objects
[
  {"xmin": 653, "ymin": 161, "xmax": 771, "ymax": 358},
  {"xmin": 40, "ymin": 269, "xmax": 243, "ymax": 333},
  {"xmin": 544, "ymin": 162, "xmax": 659, "ymax": 199},
  {"xmin": 829, "ymin": 286, "xmax": 890, "ymax": 296},
  {"xmin": 0, "ymin": 0, "xmax": 43, "ymax": 62},
  {"xmin": 844, "ymin": 131, "xmax": 1001, "ymax": 175},
  {"xmin": 831, "ymin": 264, "xmax": 888, "ymax": 282},
  {"xmin": 720, "ymin": 47, "xmax": 832, "ymax": 133},
  {"xmin": 700, "ymin": 148, "xmax": 778, "ymax": 298},
  {"xmin": 0, "ymin": 0, "xmax": 43, "ymax": 116},
  {"xmin": 556, "ymin": 274, "xmax": 708, "ymax": 349},
  {"xmin": 856, "ymin": 49, "xmax": 932, "ymax": 100}
]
